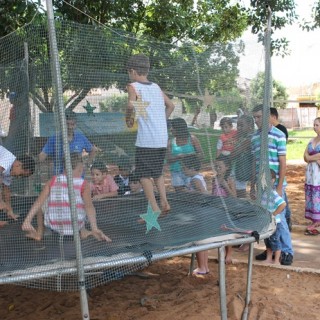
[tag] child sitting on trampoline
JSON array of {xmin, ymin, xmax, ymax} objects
[
  {"xmin": 181, "ymin": 154, "xmax": 209, "ymax": 275},
  {"xmin": 262, "ymin": 169, "xmax": 287, "ymax": 265},
  {"xmin": 125, "ymin": 53, "xmax": 175, "ymax": 215},
  {"xmin": 90, "ymin": 160, "xmax": 118, "ymax": 200},
  {"xmin": 22, "ymin": 153, "xmax": 111, "ymax": 242}
]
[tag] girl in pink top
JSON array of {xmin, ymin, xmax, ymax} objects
[
  {"xmin": 212, "ymin": 154, "xmax": 236, "ymax": 264},
  {"xmin": 90, "ymin": 161, "xmax": 118, "ymax": 200}
]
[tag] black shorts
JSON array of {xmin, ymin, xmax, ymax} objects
[{"xmin": 135, "ymin": 147, "xmax": 166, "ymax": 179}]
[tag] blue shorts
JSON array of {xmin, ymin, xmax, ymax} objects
[{"xmin": 171, "ymin": 171, "xmax": 190, "ymax": 187}]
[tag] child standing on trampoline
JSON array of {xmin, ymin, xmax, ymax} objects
[
  {"xmin": 125, "ymin": 54, "xmax": 175, "ymax": 215},
  {"xmin": 22, "ymin": 153, "xmax": 111, "ymax": 242}
]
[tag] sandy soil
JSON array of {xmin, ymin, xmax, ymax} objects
[{"xmin": 1, "ymin": 163, "xmax": 317, "ymax": 320}]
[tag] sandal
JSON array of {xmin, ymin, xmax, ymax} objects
[{"xmin": 304, "ymin": 229, "xmax": 319, "ymax": 236}]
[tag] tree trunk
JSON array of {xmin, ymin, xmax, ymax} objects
[{"xmin": 191, "ymin": 106, "xmax": 201, "ymax": 126}]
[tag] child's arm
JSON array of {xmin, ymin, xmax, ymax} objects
[
  {"xmin": 191, "ymin": 135, "xmax": 204, "ymax": 160},
  {"xmin": 22, "ymin": 180, "xmax": 50, "ymax": 233},
  {"xmin": 3, "ymin": 185, "xmax": 18, "ymax": 220},
  {"xmin": 82, "ymin": 183, "xmax": 112, "ymax": 242},
  {"xmin": 222, "ymin": 177, "xmax": 236, "ymax": 197},
  {"xmin": 163, "ymin": 93, "xmax": 175, "ymax": 119},
  {"xmin": 125, "ymin": 84, "xmax": 136, "ymax": 128},
  {"xmin": 273, "ymin": 201, "xmax": 286, "ymax": 217},
  {"xmin": 216, "ymin": 136, "xmax": 223, "ymax": 158},
  {"xmin": 191, "ymin": 178, "xmax": 208, "ymax": 194}
]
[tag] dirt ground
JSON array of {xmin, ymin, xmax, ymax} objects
[{"xmin": 2, "ymin": 163, "xmax": 318, "ymax": 320}]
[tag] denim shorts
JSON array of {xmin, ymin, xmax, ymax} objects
[
  {"xmin": 171, "ymin": 171, "xmax": 190, "ymax": 187},
  {"xmin": 264, "ymin": 223, "xmax": 281, "ymax": 252}
]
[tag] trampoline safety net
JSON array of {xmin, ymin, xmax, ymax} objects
[{"xmin": 0, "ymin": 18, "xmax": 274, "ymax": 292}]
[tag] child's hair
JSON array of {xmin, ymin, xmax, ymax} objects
[
  {"xmin": 219, "ymin": 117, "xmax": 233, "ymax": 127},
  {"xmin": 128, "ymin": 171, "xmax": 140, "ymax": 183},
  {"xmin": 170, "ymin": 117, "xmax": 190, "ymax": 139},
  {"xmin": 17, "ymin": 154, "xmax": 35, "ymax": 175},
  {"xmin": 65, "ymin": 110, "xmax": 77, "ymax": 121},
  {"xmin": 182, "ymin": 154, "xmax": 201, "ymax": 172},
  {"xmin": 69, "ymin": 153, "xmax": 83, "ymax": 169},
  {"xmin": 238, "ymin": 114, "xmax": 254, "ymax": 131},
  {"xmin": 90, "ymin": 160, "xmax": 108, "ymax": 173},
  {"xmin": 215, "ymin": 154, "xmax": 232, "ymax": 179},
  {"xmin": 270, "ymin": 107, "xmax": 278, "ymax": 119},
  {"xmin": 117, "ymin": 156, "xmax": 132, "ymax": 172},
  {"xmin": 126, "ymin": 54, "xmax": 150, "ymax": 76},
  {"xmin": 252, "ymin": 104, "xmax": 264, "ymax": 113}
]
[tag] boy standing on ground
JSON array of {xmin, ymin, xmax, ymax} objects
[
  {"xmin": 263, "ymin": 170, "xmax": 287, "ymax": 265},
  {"xmin": 0, "ymin": 146, "xmax": 35, "ymax": 226},
  {"xmin": 125, "ymin": 54, "xmax": 175, "ymax": 214}
]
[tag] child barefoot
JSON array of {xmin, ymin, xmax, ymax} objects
[
  {"xmin": 125, "ymin": 54, "xmax": 175, "ymax": 215},
  {"xmin": 22, "ymin": 153, "xmax": 111, "ymax": 242}
]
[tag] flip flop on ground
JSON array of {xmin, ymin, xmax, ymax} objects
[{"xmin": 304, "ymin": 229, "xmax": 319, "ymax": 236}]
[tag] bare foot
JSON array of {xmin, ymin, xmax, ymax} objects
[
  {"xmin": 272, "ymin": 260, "xmax": 281, "ymax": 266},
  {"xmin": 0, "ymin": 221, "xmax": 8, "ymax": 227},
  {"xmin": 160, "ymin": 201, "xmax": 170, "ymax": 216},
  {"xmin": 25, "ymin": 230, "xmax": 42, "ymax": 241},
  {"xmin": 225, "ymin": 257, "xmax": 237, "ymax": 265}
]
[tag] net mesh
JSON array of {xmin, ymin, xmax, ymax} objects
[{"xmin": 0, "ymin": 17, "xmax": 274, "ymax": 292}]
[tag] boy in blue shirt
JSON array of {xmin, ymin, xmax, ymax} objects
[{"xmin": 263, "ymin": 170, "xmax": 287, "ymax": 265}]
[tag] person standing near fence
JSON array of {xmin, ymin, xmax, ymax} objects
[
  {"xmin": 251, "ymin": 104, "xmax": 293, "ymax": 265},
  {"xmin": 270, "ymin": 107, "xmax": 292, "ymax": 231},
  {"xmin": 38, "ymin": 110, "xmax": 97, "ymax": 175},
  {"xmin": 125, "ymin": 54, "xmax": 175, "ymax": 214},
  {"xmin": 303, "ymin": 117, "xmax": 320, "ymax": 235}
]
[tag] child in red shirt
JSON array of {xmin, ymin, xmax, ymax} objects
[{"xmin": 216, "ymin": 117, "xmax": 237, "ymax": 157}]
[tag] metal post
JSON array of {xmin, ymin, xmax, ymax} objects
[
  {"xmin": 45, "ymin": 1, "xmax": 90, "ymax": 319},
  {"xmin": 218, "ymin": 246, "xmax": 227, "ymax": 320},
  {"xmin": 241, "ymin": 242, "xmax": 254, "ymax": 320}
]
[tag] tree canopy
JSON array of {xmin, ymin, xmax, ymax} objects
[{"xmin": 249, "ymin": 72, "xmax": 289, "ymax": 109}]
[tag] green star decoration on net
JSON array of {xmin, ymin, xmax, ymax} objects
[
  {"xmin": 139, "ymin": 203, "xmax": 161, "ymax": 234},
  {"xmin": 83, "ymin": 100, "xmax": 96, "ymax": 115}
]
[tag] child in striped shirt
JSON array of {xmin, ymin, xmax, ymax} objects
[{"xmin": 22, "ymin": 153, "xmax": 111, "ymax": 242}]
